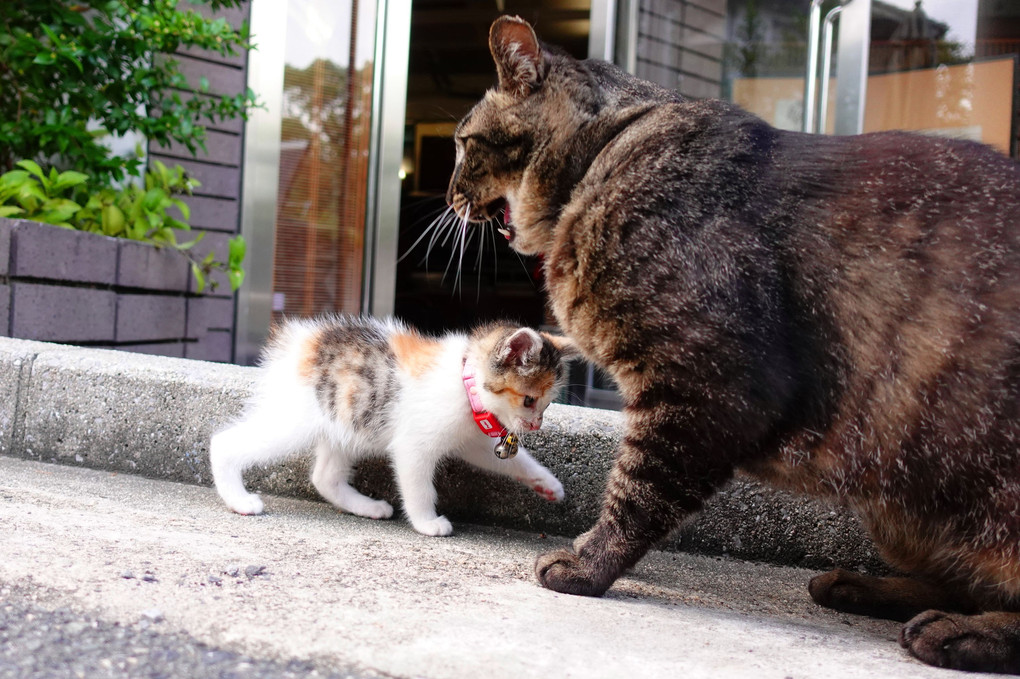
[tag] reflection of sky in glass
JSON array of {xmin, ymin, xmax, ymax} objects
[
  {"xmin": 881, "ymin": 0, "xmax": 978, "ymax": 49},
  {"xmin": 285, "ymin": 0, "xmax": 353, "ymax": 69}
]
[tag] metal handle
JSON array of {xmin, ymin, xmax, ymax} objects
[
  {"xmin": 802, "ymin": 0, "xmax": 824, "ymax": 133},
  {"xmin": 803, "ymin": 0, "xmax": 871, "ymax": 135},
  {"xmin": 818, "ymin": 5, "xmax": 844, "ymax": 134}
]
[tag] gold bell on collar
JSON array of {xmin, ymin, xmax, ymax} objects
[{"xmin": 493, "ymin": 432, "xmax": 519, "ymax": 459}]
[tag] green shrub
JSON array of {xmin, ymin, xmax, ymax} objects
[
  {"xmin": 0, "ymin": 0, "xmax": 257, "ymax": 186},
  {"xmin": 0, "ymin": 159, "xmax": 245, "ymax": 293}
]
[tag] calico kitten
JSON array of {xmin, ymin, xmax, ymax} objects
[
  {"xmin": 447, "ymin": 15, "xmax": 1020, "ymax": 673},
  {"xmin": 210, "ymin": 315, "xmax": 575, "ymax": 537}
]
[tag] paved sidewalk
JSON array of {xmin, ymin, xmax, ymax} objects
[{"xmin": 0, "ymin": 457, "xmax": 965, "ymax": 679}]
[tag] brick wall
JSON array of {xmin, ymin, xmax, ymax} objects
[
  {"xmin": 147, "ymin": 1, "xmax": 253, "ymax": 363},
  {"xmin": 636, "ymin": 0, "xmax": 726, "ymax": 98},
  {"xmin": 0, "ymin": 219, "xmax": 226, "ymax": 358}
]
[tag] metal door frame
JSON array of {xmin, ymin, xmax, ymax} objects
[{"xmin": 804, "ymin": 0, "xmax": 872, "ymax": 135}]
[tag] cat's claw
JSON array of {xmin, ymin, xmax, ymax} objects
[
  {"xmin": 534, "ymin": 549, "xmax": 609, "ymax": 597},
  {"xmin": 412, "ymin": 515, "xmax": 454, "ymax": 537},
  {"xmin": 226, "ymin": 493, "xmax": 264, "ymax": 516}
]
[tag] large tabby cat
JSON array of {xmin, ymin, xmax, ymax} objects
[{"xmin": 446, "ymin": 15, "xmax": 1020, "ymax": 673}]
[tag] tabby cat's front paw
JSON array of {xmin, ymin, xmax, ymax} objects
[
  {"xmin": 900, "ymin": 610, "xmax": 1020, "ymax": 673},
  {"xmin": 534, "ymin": 549, "xmax": 608, "ymax": 597}
]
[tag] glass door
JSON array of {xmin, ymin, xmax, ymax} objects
[
  {"xmin": 621, "ymin": 1, "xmax": 1017, "ymax": 159},
  {"xmin": 394, "ymin": 0, "xmax": 596, "ymax": 337},
  {"xmin": 709, "ymin": 0, "xmax": 869, "ymax": 136},
  {"xmin": 236, "ymin": 0, "xmax": 385, "ymax": 365},
  {"xmin": 618, "ymin": 0, "xmax": 855, "ymax": 133},
  {"xmin": 271, "ymin": 0, "xmax": 379, "ymax": 322},
  {"xmin": 862, "ymin": 0, "xmax": 1017, "ymax": 158}
]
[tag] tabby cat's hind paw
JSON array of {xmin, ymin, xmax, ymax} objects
[
  {"xmin": 807, "ymin": 568, "xmax": 915, "ymax": 620},
  {"xmin": 900, "ymin": 610, "xmax": 1020, "ymax": 673},
  {"xmin": 534, "ymin": 549, "xmax": 609, "ymax": 597}
]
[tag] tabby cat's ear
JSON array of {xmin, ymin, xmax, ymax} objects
[
  {"xmin": 489, "ymin": 16, "xmax": 544, "ymax": 99},
  {"xmin": 499, "ymin": 328, "xmax": 543, "ymax": 367},
  {"xmin": 542, "ymin": 332, "xmax": 581, "ymax": 360}
]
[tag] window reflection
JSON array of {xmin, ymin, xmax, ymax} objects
[{"xmin": 272, "ymin": 0, "xmax": 377, "ymax": 321}]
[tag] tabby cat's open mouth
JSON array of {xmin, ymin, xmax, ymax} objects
[{"xmin": 497, "ymin": 202, "xmax": 515, "ymax": 242}]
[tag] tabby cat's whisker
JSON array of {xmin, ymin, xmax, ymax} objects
[
  {"xmin": 439, "ymin": 214, "xmax": 458, "ymax": 247},
  {"xmin": 399, "ymin": 205, "xmax": 453, "ymax": 264},
  {"xmin": 410, "ymin": 204, "xmax": 509, "ymax": 290},
  {"xmin": 488, "ymin": 220, "xmax": 499, "ymax": 281},
  {"xmin": 512, "ymin": 248, "xmax": 538, "ymax": 290},
  {"xmin": 419, "ymin": 207, "xmax": 457, "ymax": 269},
  {"xmin": 441, "ymin": 231, "xmax": 459, "ymax": 286},
  {"xmin": 426, "ymin": 210, "xmax": 459, "ymax": 268},
  {"xmin": 475, "ymin": 220, "xmax": 486, "ymax": 302},
  {"xmin": 475, "ymin": 221, "xmax": 486, "ymax": 271},
  {"xmin": 456, "ymin": 208, "xmax": 470, "ymax": 294},
  {"xmin": 443, "ymin": 206, "xmax": 470, "ymax": 289}
]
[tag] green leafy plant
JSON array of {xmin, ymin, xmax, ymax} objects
[
  {"xmin": 0, "ymin": 0, "xmax": 258, "ymax": 186},
  {"xmin": 191, "ymin": 229, "xmax": 246, "ymax": 294},
  {"xmin": 0, "ymin": 159, "xmax": 245, "ymax": 293},
  {"xmin": 0, "ymin": 160, "xmax": 88, "ymax": 225},
  {"xmin": 74, "ymin": 159, "xmax": 198, "ymax": 241}
]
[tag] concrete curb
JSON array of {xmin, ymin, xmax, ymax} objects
[{"xmin": 0, "ymin": 337, "xmax": 886, "ymax": 572}]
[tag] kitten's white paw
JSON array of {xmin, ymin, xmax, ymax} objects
[
  {"xmin": 350, "ymin": 499, "xmax": 394, "ymax": 520},
  {"xmin": 412, "ymin": 515, "xmax": 454, "ymax": 537},
  {"xmin": 531, "ymin": 475, "xmax": 564, "ymax": 502},
  {"xmin": 225, "ymin": 493, "xmax": 264, "ymax": 515}
]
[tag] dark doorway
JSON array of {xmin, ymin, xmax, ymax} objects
[{"xmin": 394, "ymin": 0, "xmax": 591, "ymax": 336}]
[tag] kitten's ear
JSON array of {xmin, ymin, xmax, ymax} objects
[
  {"xmin": 542, "ymin": 332, "xmax": 581, "ymax": 360},
  {"xmin": 499, "ymin": 328, "xmax": 543, "ymax": 368},
  {"xmin": 489, "ymin": 16, "xmax": 544, "ymax": 99}
]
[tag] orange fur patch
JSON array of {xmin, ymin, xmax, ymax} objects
[
  {"xmin": 491, "ymin": 373, "xmax": 557, "ymax": 400},
  {"xmin": 391, "ymin": 332, "xmax": 443, "ymax": 378},
  {"xmin": 297, "ymin": 332, "xmax": 320, "ymax": 381}
]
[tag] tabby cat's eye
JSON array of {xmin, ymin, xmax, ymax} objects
[
  {"xmin": 523, "ymin": 395, "xmax": 536, "ymax": 408},
  {"xmin": 464, "ymin": 133, "xmax": 518, "ymax": 150}
]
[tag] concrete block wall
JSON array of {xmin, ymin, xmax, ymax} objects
[
  {"xmin": 637, "ymin": 0, "xmax": 726, "ymax": 98},
  {"xmin": 147, "ymin": 0, "xmax": 251, "ymax": 364},
  {"xmin": 0, "ymin": 218, "xmax": 233, "ymax": 361},
  {"xmin": 0, "ymin": 336, "xmax": 888, "ymax": 574}
]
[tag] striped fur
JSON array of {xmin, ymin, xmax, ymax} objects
[{"xmin": 447, "ymin": 16, "xmax": 1020, "ymax": 672}]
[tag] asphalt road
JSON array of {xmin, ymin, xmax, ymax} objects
[
  {"xmin": 0, "ymin": 584, "xmax": 377, "ymax": 679},
  {"xmin": 0, "ymin": 456, "xmax": 969, "ymax": 678}
]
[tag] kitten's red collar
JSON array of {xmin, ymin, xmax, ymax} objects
[{"xmin": 462, "ymin": 358, "xmax": 509, "ymax": 438}]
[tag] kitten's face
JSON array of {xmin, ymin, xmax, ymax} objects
[{"xmin": 471, "ymin": 326, "xmax": 577, "ymax": 433}]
